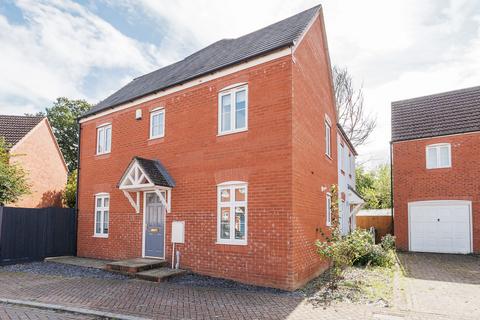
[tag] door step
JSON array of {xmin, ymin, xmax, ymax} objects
[
  {"xmin": 135, "ymin": 267, "xmax": 186, "ymax": 282},
  {"xmin": 106, "ymin": 258, "xmax": 168, "ymax": 274}
]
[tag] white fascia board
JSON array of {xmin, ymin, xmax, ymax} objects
[{"xmin": 80, "ymin": 48, "xmax": 292, "ymax": 124}]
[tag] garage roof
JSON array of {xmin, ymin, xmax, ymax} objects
[{"xmin": 391, "ymin": 86, "xmax": 480, "ymax": 142}]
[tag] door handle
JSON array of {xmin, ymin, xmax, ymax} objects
[{"xmin": 437, "ymin": 218, "xmax": 440, "ymax": 222}]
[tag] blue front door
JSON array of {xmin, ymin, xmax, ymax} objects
[{"xmin": 144, "ymin": 192, "xmax": 165, "ymax": 258}]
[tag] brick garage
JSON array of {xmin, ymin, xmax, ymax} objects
[
  {"xmin": 392, "ymin": 86, "xmax": 480, "ymax": 254},
  {"xmin": 77, "ymin": 7, "xmax": 338, "ymax": 290}
]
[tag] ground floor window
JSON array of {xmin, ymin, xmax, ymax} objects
[
  {"xmin": 94, "ymin": 193, "xmax": 109, "ymax": 237},
  {"xmin": 217, "ymin": 182, "xmax": 247, "ymax": 245}
]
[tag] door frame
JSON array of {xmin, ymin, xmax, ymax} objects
[
  {"xmin": 408, "ymin": 200, "xmax": 473, "ymax": 254},
  {"xmin": 142, "ymin": 191, "xmax": 166, "ymax": 259}
]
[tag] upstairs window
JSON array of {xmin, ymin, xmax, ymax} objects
[
  {"xmin": 218, "ymin": 85, "xmax": 248, "ymax": 135},
  {"xmin": 94, "ymin": 193, "xmax": 109, "ymax": 237},
  {"xmin": 325, "ymin": 120, "xmax": 331, "ymax": 157},
  {"xmin": 97, "ymin": 124, "xmax": 112, "ymax": 155},
  {"xmin": 426, "ymin": 143, "xmax": 451, "ymax": 169},
  {"xmin": 150, "ymin": 108, "xmax": 165, "ymax": 139},
  {"xmin": 217, "ymin": 182, "xmax": 247, "ymax": 245}
]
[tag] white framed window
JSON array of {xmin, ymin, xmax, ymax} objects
[
  {"xmin": 350, "ymin": 154, "xmax": 355, "ymax": 177},
  {"xmin": 326, "ymin": 193, "xmax": 332, "ymax": 227},
  {"xmin": 96, "ymin": 124, "xmax": 112, "ymax": 155},
  {"xmin": 340, "ymin": 144, "xmax": 345, "ymax": 172},
  {"xmin": 94, "ymin": 193, "xmax": 109, "ymax": 237},
  {"xmin": 325, "ymin": 120, "xmax": 331, "ymax": 157},
  {"xmin": 217, "ymin": 181, "xmax": 247, "ymax": 245},
  {"xmin": 150, "ymin": 108, "xmax": 165, "ymax": 139},
  {"xmin": 426, "ymin": 143, "xmax": 451, "ymax": 169},
  {"xmin": 218, "ymin": 85, "xmax": 248, "ymax": 135}
]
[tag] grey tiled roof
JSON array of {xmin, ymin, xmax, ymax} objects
[
  {"xmin": 135, "ymin": 157, "xmax": 176, "ymax": 188},
  {"xmin": 391, "ymin": 86, "xmax": 480, "ymax": 142},
  {"xmin": 82, "ymin": 5, "xmax": 321, "ymax": 118},
  {"xmin": 0, "ymin": 115, "xmax": 44, "ymax": 147}
]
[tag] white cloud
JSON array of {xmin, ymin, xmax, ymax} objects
[{"xmin": 0, "ymin": 0, "xmax": 160, "ymax": 114}]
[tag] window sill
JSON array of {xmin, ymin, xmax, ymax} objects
[
  {"xmin": 325, "ymin": 153, "xmax": 332, "ymax": 160},
  {"xmin": 149, "ymin": 135, "xmax": 165, "ymax": 141},
  {"xmin": 95, "ymin": 152, "xmax": 111, "ymax": 157},
  {"xmin": 426, "ymin": 166, "xmax": 452, "ymax": 170},
  {"xmin": 216, "ymin": 240, "xmax": 247, "ymax": 246},
  {"xmin": 217, "ymin": 128, "xmax": 248, "ymax": 137},
  {"xmin": 93, "ymin": 234, "xmax": 108, "ymax": 238}
]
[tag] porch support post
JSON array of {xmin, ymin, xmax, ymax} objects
[{"xmin": 123, "ymin": 190, "xmax": 140, "ymax": 213}]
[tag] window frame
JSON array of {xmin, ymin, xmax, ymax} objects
[
  {"xmin": 326, "ymin": 193, "xmax": 332, "ymax": 227},
  {"xmin": 426, "ymin": 143, "xmax": 452, "ymax": 169},
  {"xmin": 94, "ymin": 193, "xmax": 110, "ymax": 238},
  {"xmin": 218, "ymin": 85, "xmax": 248, "ymax": 136},
  {"xmin": 149, "ymin": 108, "xmax": 165, "ymax": 139},
  {"xmin": 325, "ymin": 120, "xmax": 332, "ymax": 158},
  {"xmin": 96, "ymin": 123, "xmax": 112, "ymax": 155},
  {"xmin": 216, "ymin": 181, "xmax": 248, "ymax": 245}
]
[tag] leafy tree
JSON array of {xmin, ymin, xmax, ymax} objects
[
  {"xmin": 63, "ymin": 169, "xmax": 77, "ymax": 208},
  {"xmin": 333, "ymin": 66, "xmax": 376, "ymax": 147},
  {"xmin": 356, "ymin": 164, "xmax": 391, "ymax": 209},
  {"xmin": 44, "ymin": 98, "xmax": 92, "ymax": 172},
  {"xmin": 0, "ymin": 138, "xmax": 30, "ymax": 205}
]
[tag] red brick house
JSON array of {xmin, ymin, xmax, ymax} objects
[
  {"xmin": 77, "ymin": 5, "xmax": 346, "ymax": 290},
  {"xmin": 392, "ymin": 86, "xmax": 480, "ymax": 254},
  {"xmin": 0, "ymin": 115, "xmax": 68, "ymax": 207}
]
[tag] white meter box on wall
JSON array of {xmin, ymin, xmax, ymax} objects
[{"xmin": 171, "ymin": 221, "xmax": 185, "ymax": 243}]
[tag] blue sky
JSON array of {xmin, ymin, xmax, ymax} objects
[{"xmin": 1, "ymin": 0, "xmax": 479, "ymax": 165}]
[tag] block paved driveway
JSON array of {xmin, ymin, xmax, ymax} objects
[
  {"xmin": 396, "ymin": 252, "xmax": 480, "ymax": 319},
  {"xmin": 1, "ymin": 254, "xmax": 479, "ymax": 320},
  {"xmin": 0, "ymin": 303, "xmax": 95, "ymax": 320}
]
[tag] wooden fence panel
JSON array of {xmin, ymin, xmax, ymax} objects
[{"xmin": 0, "ymin": 206, "xmax": 75, "ymax": 265}]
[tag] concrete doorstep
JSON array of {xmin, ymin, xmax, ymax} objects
[{"xmin": 0, "ymin": 298, "xmax": 152, "ymax": 320}]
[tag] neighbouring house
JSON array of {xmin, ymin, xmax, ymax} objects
[
  {"xmin": 0, "ymin": 115, "xmax": 68, "ymax": 208},
  {"xmin": 392, "ymin": 86, "xmax": 480, "ymax": 254},
  {"xmin": 356, "ymin": 209, "xmax": 392, "ymax": 243},
  {"xmin": 77, "ymin": 5, "xmax": 358, "ymax": 290},
  {"xmin": 336, "ymin": 125, "xmax": 364, "ymax": 235}
]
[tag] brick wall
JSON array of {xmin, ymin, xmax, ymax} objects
[
  {"xmin": 10, "ymin": 119, "xmax": 67, "ymax": 208},
  {"xmin": 78, "ymin": 11, "xmax": 338, "ymax": 290},
  {"xmin": 78, "ymin": 55, "xmax": 295, "ymax": 289},
  {"xmin": 393, "ymin": 132, "xmax": 480, "ymax": 253},
  {"xmin": 290, "ymin": 10, "xmax": 337, "ymax": 289}
]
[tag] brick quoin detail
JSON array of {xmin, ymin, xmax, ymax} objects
[
  {"xmin": 78, "ymin": 13, "xmax": 337, "ymax": 290},
  {"xmin": 393, "ymin": 132, "xmax": 480, "ymax": 253}
]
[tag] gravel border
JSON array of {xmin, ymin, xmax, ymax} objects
[
  {"xmin": 168, "ymin": 272, "xmax": 301, "ymax": 296},
  {"xmin": 0, "ymin": 261, "xmax": 129, "ymax": 280}
]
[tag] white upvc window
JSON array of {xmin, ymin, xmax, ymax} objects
[
  {"xmin": 350, "ymin": 154, "xmax": 355, "ymax": 177},
  {"xmin": 326, "ymin": 193, "xmax": 332, "ymax": 227},
  {"xmin": 218, "ymin": 85, "xmax": 248, "ymax": 135},
  {"xmin": 325, "ymin": 120, "xmax": 331, "ymax": 157},
  {"xmin": 217, "ymin": 182, "xmax": 247, "ymax": 245},
  {"xmin": 426, "ymin": 143, "xmax": 451, "ymax": 169},
  {"xmin": 340, "ymin": 144, "xmax": 345, "ymax": 172},
  {"xmin": 96, "ymin": 124, "xmax": 112, "ymax": 155},
  {"xmin": 94, "ymin": 193, "xmax": 109, "ymax": 237},
  {"xmin": 150, "ymin": 108, "xmax": 165, "ymax": 139}
]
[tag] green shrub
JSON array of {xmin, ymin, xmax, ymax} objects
[
  {"xmin": 317, "ymin": 228, "xmax": 396, "ymax": 272},
  {"xmin": 358, "ymin": 244, "xmax": 396, "ymax": 268},
  {"xmin": 380, "ymin": 234, "xmax": 396, "ymax": 251}
]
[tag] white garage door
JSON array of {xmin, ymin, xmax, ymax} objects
[{"xmin": 409, "ymin": 201, "xmax": 472, "ymax": 254}]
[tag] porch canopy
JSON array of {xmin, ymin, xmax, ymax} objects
[
  {"xmin": 347, "ymin": 185, "xmax": 365, "ymax": 217},
  {"xmin": 118, "ymin": 157, "xmax": 175, "ymax": 213}
]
